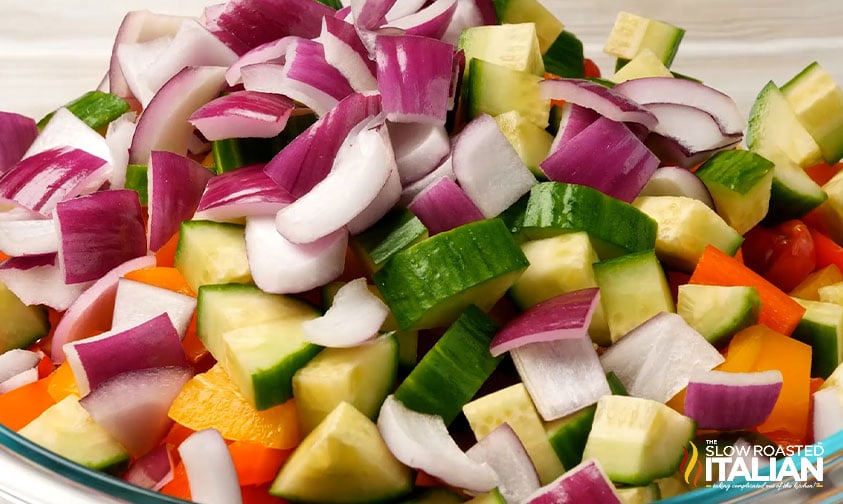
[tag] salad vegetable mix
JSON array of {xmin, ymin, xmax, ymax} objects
[{"xmin": 1, "ymin": 0, "xmax": 843, "ymax": 502}]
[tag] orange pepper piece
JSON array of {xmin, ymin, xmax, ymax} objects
[
  {"xmin": 123, "ymin": 266, "xmax": 195, "ymax": 297},
  {"xmin": 228, "ymin": 440, "xmax": 291, "ymax": 486},
  {"xmin": 0, "ymin": 377, "xmax": 55, "ymax": 431},
  {"xmin": 46, "ymin": 361, "xmax": 79, "ymax": 402}
]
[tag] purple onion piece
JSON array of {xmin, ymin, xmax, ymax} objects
[
  {"xmin": 442, "ymin": 0, "xmax": 485, "ymax": 45},
  {"xmin": 645, "ymin": 102, "xmax": 742, "ymax": 155},
  {"xmin": 321, "ymin": 16, "xmax": 378, "ymax": 91},
  {"xmin": 278, "ymin": 38, "xmax": 355, "ymax": 116},
  {"xmin": 0, "ymin": 349, "xmax": 41, "ymax": 384},
  {"xmin": 388, "ymin": 122, "xmax": 451, "ymax": 185},
  {"xmin": 123, "ymin": 443, "xmax": 175, "ymax": 491},
  {"xmin": 638, "ymin": 166, "xmax": 716, "ymax": 209},
  {"xmin": 352, "ymin": 0, "xmax": 399, "ymax": 30},
  {"xmin": 347, "ymin": 164, "xmax": 401, "ymax": 234},
  {"xmin": 191, "ymin": 88, "xmax": 295, "ymax": 141},
  {"xmin": 0, "ymin": 254, "xmax": 92, "ymax": 311},
  {"xmin": 539, "ymin": 78, "xmax": 658, "ymax": 130},
  {"xmin": 465, "ymin": 423, "xmax": 541, "ymax": 503},
  {"xmin": 0, "ymin": 218, "xmax": 59, "ymax": 256},
  {"xmin": 386, "ymin": 0, "xmax": 458, "ymax": 40},
  {"xmin": 408, "ymin": 177, "xmax": 484, "ymax": 235},
  {"xmin": 523, "ymin": 460, "xmax": 622, "ymax": 504},
  {"xmin": 549, "ymin": 103, "xmax": 600, "ymax": 155},
  {"xmin": 0, "ymin": 112, "xmax": 38, "ymax": 175},
  {"xmin": 684, "ymin": 370, "xmax": 783, "ymax": 430},
  {"xmin": 224, "ymin": 36, "xmax": 294, "ymax": 86},
  {"xmin": 195, "ymin": 164, "xmax": 294, "ymax": 221}
]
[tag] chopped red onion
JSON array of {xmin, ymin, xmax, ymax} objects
[
  {"xmin": 684, "ymin": 370, "xmax": 783, "ymax": 430},
  {"xmin": 386, "ymin": 0, "xmax": 457, "ymax": 39},
  {"xmin": 376, "ymin": 34, "xmax": 454, "ymax": 124},
  {"xmin": 129, "ymin": 66, "xmax": 227, "ymax": 165},
  {"xmin": 491, "ymin": 288, "xmax": 600, "ymax": 357},
  {"xmin": 645, "ymin": 133, "xmax": 739, "ymax": 169},
  {"xmin": 245, "ymin": 215, "xmax": 348, "ymax": 294},
  {"xmin": 55, "ymin": 189, "xmax": 147, "ymax": 284},
  {"xmin": 539, "ymin": 78, "xmax": 658, "ymax": 130},
  {"xmin": 275, "ymin": 123, "xmax": 395, "ymax": 243},
  {"xmin": 302, "ymin": 278, "xmax": 389, "ymax": 347},
  {"xmin": 0, "ymin": 367, "xmax": 38, "ymax": 394},
  {"xmin": 351, "ymin": 0, "xmax": 398, "ymax": 30},
  {"xmin": 549, "ymin": 103, "xmax": 600, "ymax": 155},
  {"xmin": 377, "ymin": 395, "xmax": 498, "ymax": 492},
  {"xmin": 111, "ymin": 278, "xmax": 197, "ymax": 338},
  {"xmin": 540, "ymin": 116, "xmax": 658, "ymax": 203},
  {"xmin": 0, "ymin": 254, "xmax": 92, "ymax": 311},
  {"xmin": 0, "ymin": 112, "xmax": 38, "ymax": 175},
  {"xmin": 523, "ymin": 460, "xmax": 622, "ymax": 504},
  {"xmin": 51, "ymin": 254, "xmax": 157, "ymax": 363},
  {"xmin": 321, "ymin": 16, "xmax": 378, "ymax": 92},
  {"xmin": 400, "ymin": 154, "xmax": 455, "ymax": 204},
  {"xmin": 178, "ymin": 428, "xmax": 243, "ymax": 504},
  {"xmin": 240, "ymin": 62, "xmax": 285, "ymax": 93},
  {"xmin": 195, "ymin": 164, "xmax": 294, "ymax": 221},
  {"xmin": 599, "ymin": 312, "xmax": 725, "ymax": 403},
  {"xmin": 25, "ymin": 108, "xmax": 115, "ymax": 169},
  {"xmin": 189, "ymin": 91, "xmax": 295, "ymax": 140},
  {"xmin": 813, "ymin": 388, "xmax": 843, "ymax": 442},
  {"xmin": 0, "ymin": 219, "xmax": 59, "ymax": 256},
  {"xmin": 408, "ymin": 177, "xmax": 483, "ymax": 234},
  {"xmin": 122, "ymin": 443, "xmax": 175, "ymax": 491},
  {"xmin": 105, "ymin": 112, "xmax": 138, "ymax": 189},
  {"xmin": 224, "ymin": 36, "xmax": 294, "ymax": 86},
  {"xmin": 264, "ymin": 92, "xmax": 381, "ymax": 198},
  {"xmin": 465, "ymin": 423, "xmax": 541, "ymax": 503},
  {"xmin": 147, "ymin": 151, "xmax": 214, "ymax": 251},
  {"xmin": 346, "ymin": 162, "xmax": 402, "ymax": 234},
  {"xmin": 385, "ymin": 0, "xmax": 426, "ymax": 21},
  {"xmin": 63, "ymin": 313, "xmax": 189, "ymax": 396},
  {"xmin": 645, "ymin": 102, "xmax": 742, "ymax": 157},
  {"xmin": 452, "ymin": 114, "xmax": 537, "ymax": 217},
  {"xmin": 388, "ymin": 122, "xmax": 451, "ymax": 185},
  {"xmin": 473, "ymin": 0, "xmax": 497, "ymax": 25},
  {"xmin": 285, "ymin": 38, "xmax": 355, "ymax": 116},
  {"xmin": 0, "ymin": 147, "xmax": 109, "ymax": 219},
  {"xmin": 0, "ymin": 349, "xmax": 41, "ymax": 384},
  {"xmin": 638, "ymin": 166, "xmax": 715, "ymax": 208},
  {"xmin": 442, "ymin": 0, "xmax": 484, "ymax": 45},
  {"xmin": 117, "ymin": 37, "xmax": 173, "ymax": 108},
  {"xmin": 80, "ymin": 366, "xmax": 193, "ymax": 457},
  {"xmin": 613, "ymin": 76, "xmax": 744, "ymax": 136}
]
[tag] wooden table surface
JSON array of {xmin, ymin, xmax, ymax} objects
[{"xmin": 1, "ymin": 1, "xmax": 842, "ymax": 120}]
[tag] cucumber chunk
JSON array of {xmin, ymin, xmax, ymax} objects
[
  {"xmin": 466, "ymin": 58, "xmax": 550, "ymax": 129},
  {"xmin": 676, "ymin": 284, "xmax": 760, "ymax": 346},
  {"xmin": 175, "ymin": 220, "xmax": 252, "ymax": 292},
  {"xmin": 747, "ymin": 81, "xmax": 822, "ymax": 167},
  {"xmin": 494, "ymin": 111, "xmax": 553, "ymax": 177},
  {"xmin": 544, "ymin": 406, "xmax": 596, "ymax": 471},
  {"xmin": 582, "ymin": 395, "xmax": 695, "ymax": 486},
  {"xmin": 603, "ymin": 12, "xmax": 685, "ymax": 68},
  {"xmin": 614, "ymin": 485, "xmax": 661, "ymax": 504},
  {"xmin": 611, "ymin": 49, "xmax": 672, "ymax": 84},
  {"xmin": 394, "ymin": 306, "xmax": 501, "ymax": 425},
  {"xmin": 542, "ymin": 31, "xmax": 584, "ymax": 79},
  {"xmin": 466, "ymin": 488, "xmax": 505, "ymax": 504},
  {"xmin": 37, "ymin": 90, "xmax": 130, "ymax": 131},
  {"xmin": 351, "ymin": 207, "xmax": 428, "ymax": 273},
  {"xmin": 400, "ymin": 488, "xmax": 465, "ymax": 504},
  {"xmin": 124, "ymin": 164, "xmax": 149, "ymax": 206},
  {"xmin": 814, "ymin": 170, "xmax": 843, "ymax": 245},
  {"xmin": 520, "ymin": 182, "xmax": 657, "ymax": 259},
  {"xmin": 459, "ymin": 23, "xmax": 544, "ymax": 76},
  {"xmin": 19, "ymin": 395, "xmax": 129, "ymax": 471},
  {"xmin": 0, "ymin": 280, "xmax": 49, "ymax": 353},
  {"xmin": 491, "ymin": 0, "xmax": 564, "ymax": 53},
  {"xmin": 293, "ymin": 334, "xmax": 398, "ymax": 436},
  {"xmin": 270, "ymin": 402, "xmax": 414, "ymax": 504},
  {"xmin": 374, "ymin": 219, "xmax": 529, "ymax": 331},
  {"xmin": 792, "ymin": 298, "xmax": 843, "ymax": 379},
  {"xmin": 781, "ymin": 61, "xmax": 843, "ymax": 164}
]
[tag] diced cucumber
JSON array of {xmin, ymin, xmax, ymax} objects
[
  {"xmin": 270, "ymin": 402, "xmax": 414, "ymax": 504},
  {"xmin": 463, "ymin": 383, "xmax": 565, "ymax": 485},
  {"xmin": 765, "ymin": 150, "xmax": 828, "ymax": 224},
  {"xmin": 394, "ymin": 306, "xmax": 501, "ymax": 425},
  {"xmin": 632, "ymin": 196, "xmax": 743, "ymax": 272},
  {"xmin": 466, "ymin": 58, "xmax": 550, "ymax": 129},
  {"xmin": 175, "ymin": 220, "xmax": 252, "ymax": 292},
  {"xmin": 520, "ymin": 182, "xmax": 658, "ymax": 259},
  {"xmin": 582, "ymin": 395, "xmax": 695, "ymax": 486},
  {"xmin": 611, "ymin": 49, "xmax": 673, "ymax": 84},
  {"xmin": 781, "ymin": 61, "xmax": 843, "ymax": 164},
  {"xmin": 494, "ymin": 111, "xmax": 553, "ymax": 177},
  {"xmin": 293, "ymin": 334, "xmax": 398, "ymax": 436},
  {"xmin": 593, "ymin": 250, "xmax": 674, "ymax": 342},
  {"xmin": 544, "ymin": 405, "xmax": 595, "ymax": 470},
  {"xmin": 37, "ymin": 90, "xmax": 130, "ymax": 131},
  {"xmin": 819, "ymin": 281, "xmax": 843, "ymax": 304},
  {"xmin": 19, "ymin": 395, "xmax": 129, "ymax": 471},
  {"xmin": 614, "ymin": 485, "xmax": 661, "ymax": 504},
  {"xmin": 542, "ymin": 31, "xmax": 584, "ymax": 79},
  {"xmin": 491, "ymin": 0, "xmax": 564, "ymax": 53},
  {"xmin": 694, "ymin": 149, "xmax": 775, "ymax": 234},
  {"xmin": 212, "ymin": 112, "xmax": 317, "ymax": 173},
  {"xmin": 351, "ymin": 207, "xmax": 428, "ymax": 273},
  {"xmin": 196, "ymin": 283, "xmax": 317, "ymax": 367},
  {"xmin": 466, "ymin": 488, "xmax": 505, "ymax": 504},
  {"xmin": 676, "ymin": 285, "xmax": 760, "ymax": 346},
  {"xmin": 458, "ymin": 23, "xmax": 544, "ymax": 76},
  {"xmin": 747, "ymin": 81, "xmax": 822, "ymax": 167},
  {"xmin": 815, "ymin": 170, "xmax": 843, "ymax": 245},
  {"xmin": 0, "ymin": 280, "xmax": 49, "ymax": 353},
  {"xmin": 792, "ymin": 298, "xmax": 843, "ymax": 379},
  {"xmin": 399, "ymin": 488, "xmax": 465, "ymax": 504},
  {"xmin": 124, "ymin": 164, "xmax": 149, "ymax": 206},
  {"xmin": 603, "ymin": 12, "xmax": 685, "ymax": 68},
  {"xmin": 654, "ymin": 474, "xmax": 691, "ymax": 499},
  {"xmin": 374, "ymin": 219, "xmax": 529, "ymax": 331}
]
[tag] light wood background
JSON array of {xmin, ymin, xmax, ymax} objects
[{"xmin": 1, "ymin": 1, "xmax": 842, "ymax": 121}]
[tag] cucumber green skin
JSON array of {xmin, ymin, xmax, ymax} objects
[
  {"xmin": 606, "ymin": 371, "xmax": 629, "ymax": 395},
  {"xmin": 394, "ymin": 306, "xmax": 502, "ymax": 425},
  {"xmin": 374, "ymin": 219, "xmax": 529, "ymax": 331},
  {"xmin": 467, "ymin": 58, "xmax": 550, "ymax": 129},
  {"xmin": 352, "ymin": 207, "xmax": 428, "ymax": 271},
  {"xmin": 124, "ymin": 164, "xmax": 149, "ymax": 205},
  {"xmin": 249, "ymin": 344, "xmax": 323, "ymax": 410},
  {"xmin": 696, "ymin": 150, "xmax": 774, "ymax": 195},
  {"xmin": 175, "ymin": 220, "xmax": 253, "ymax": 293},
  {"xmin": 782, "ymin": 62, "xmax": 843, "ymax": 164},
  {"xmin": 213, "ymin": 112, "xmax": 317, "ymax": 173},
  {"xmin": 543, "ymin": 31, "xmax": 584, "ymax": 78},
  {"xmin": 546, "ymin": 405, "xmax": 596, "ymax": 469},
  {"xmin": 0, "ymin": 282, "xmax": 50, "ymax": 353},
  {"xmin": 467, "ymin": 488, "xmax": 506, "ymax": 504},
  {"xmin": 520, "ymin": 182, "xmax": 657, "ymax": 258},
  {"xmin": 792, "ymin": 310, "xmax": 842, "ymax": 379},
  {"xmin": 38, "ymin": 90, "xmax": 130, "ymax": 131},
  {"xmin": 764, "ymin": 169, "xmax": 827, "ymax": 224}
]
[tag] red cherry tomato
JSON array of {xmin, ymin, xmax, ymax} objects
[
  {"xmin": 583, "ymin": 58, "xmax": 601, "ymax": 79},
  {"xmin": 741, "ymin": 219, "xmax": 816, "ymax": 292}
]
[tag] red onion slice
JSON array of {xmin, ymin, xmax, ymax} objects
[
  {"xmin": 24, "ymin": 108, "xmax": 114, "ymax": 168},
  {"xmin": 111, "ymin": 278, "xmax": 197, "ymax": 338},
  {"xmin": 645, "ymin": 102, "xmax": 742, "ymax": 155},
  {"xmin": 263, "ymin": 92, "xmax": 381, "ymax": 198},
  {"xmin": 178, "ymin": 428, "xmax": 243, "ymax": 504},
  {"xmin": 63, "ymin": 313, "xmax": 188, "ymax": 396},
  {"xmin": 599, "ymin": 312, "xmax": 725, "ymax": 403},
  {"xmin": 0, "ymin": 111, "xmax": 38, "ymax": 175},
  {"xmin": 0, "ymin": 147, "xmax": 109, "ymax": 218},
  {"xmin": 408, "ymin": 177, "xmax": 483, "ymax": 235},
  {"xmin": 0, "ymin": 367, "xmax": 38, "ymax": 394},
  {"xmin": 276, "ymin": 38, "xmax": 355, "ymax": 117},
  {"xmin": 55, "ymin": 189, "xmax": 147, "ymax": 284},
  {"xmin": 683, "ymin": 370, "xmax": 783, "ymax": 430},
  {"xmin": 275, "ymin": 123, "xmax": 395, "ymax": 244},
  {"xmin": 638, "ymin": 166, "xmax": 715, "ymax": 209},
  {"xmin": 225, "ymin": 36, "xmax": 294, "ymax": 86},
  {"xmin": 490, "ymin": 288, "xmax": 600, "ymax": 357},
  {"xmin": 195, "ymin": 164, "xmax": 294, "ymax": 221},
  {"xmin": 540, "ymin": 116, "xmax": 659, "ymax": 203},
  {"xmin": 0, "ymin": 349, "xmax": 41, "ymax": 384},
  {"xmin": 147, "ymin": 151, "xmax": 214, "ymax": 251},
  {"xmin": 387, "ymin": 0, "xmax": 457, "ymax": 39},
  {"xmin": 129, "ymin": 65, "xmax": 227, "ymax": 165},
  {"xmin": 122, "ymin": 443, "xmax": 175, "ymax": 491},
  {"xmin": 51, "ymin": 254, "xmax": 157, "ymax": 363},
  {"xmin": 453, "ymin": 114, "xmax": 537, "ymax": 217},
  {"xmin": 0, "ymin": 254, "xmax": 92, "ymax": 311},
  {"xmin": 240, "ymin": 62, "xmax": 285, "ymax": 93},
  {"xmin": 376, "ymin": 34, "xmax": 454, "ymax": 125},
  {"xmin": 352, "ymin": 0, "xmax": 399, "ymax": 30},
  {"xmin": 346, "ymin": 162, "xmax": 402, "ymax": 234},
  {"xmin": 377, "ymin": 395, "xmax": 498, "ymax": 492},
  {"xmin": 80, "ymin": 366, "xmax": 193, "ymax": 457},
  {"xmin": 105, "ymin": 112, "xmax": 138, "ymax": 189},
  {"xmin": 442, "ymin": 0, "xmax": 484, "ymax": 45},
  {"xmin": 321, "ymin": 16, "xmax": 378, "ymax": 92},
  {"xmin": 465, "ymin": 423, "xmax": 541, "ymax": 503},
  {"xmin": 400, "ymin": 154, "xmax": 455, "ymax": 204},
  {"xmin": 189, "ymin": 91, "xmax": 295, "ymax": 140},
  {"xmin": 302, "ymin": 278, "xmax": 389, "ymax": 347},
  {"xmin": 245, "ymin": 215, "xmax": 348, "ymax": 294},
  {"xmin": 549, "ymin": 103, "xmax": 600, "ymax": 155},
  {"xmin": 388, "ymin": 122, "xmax": 451, "ymax": 185},
  {"xmin": 0, "ymin": 219, "xmax": 59, "ymax": 256},
  {"xmin": 539, "ymin": 78, "xmax": 658, "ymax": 130},
  {"xmin": 523, "ymin": 460, "xmax": 622, "ymax": 504}
]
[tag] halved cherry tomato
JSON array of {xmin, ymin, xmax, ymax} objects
[{"xmin": 741, "ymin": 219, "xmax": 816, "ymax": 292}]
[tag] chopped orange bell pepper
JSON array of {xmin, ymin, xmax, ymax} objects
[
  {"xmin": 228, "ymin": 440, "xmax": 291, "ymax": 486},
  {"xmin": 123, "ymin": 266, "xmax": 195, "ymax": 297},
  {"xmin": 0, "ymin": 377, "xmax": 55, "ymax": 431},
  {"xmin": 46, "ymin": 361, "xmax": 79, "ymax": 402}
]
